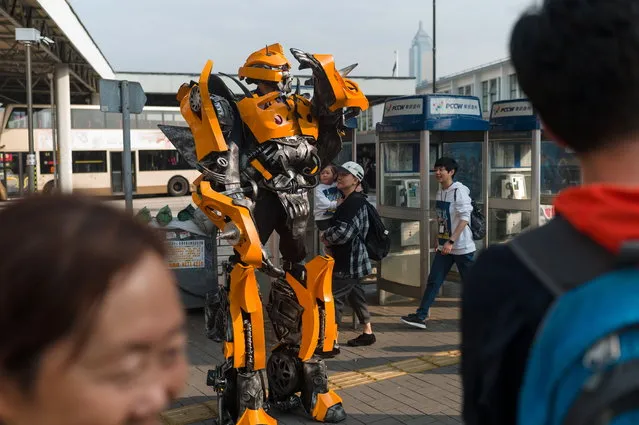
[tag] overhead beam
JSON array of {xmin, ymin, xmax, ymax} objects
[
  {"xmin": 0, "ymin": 92, "xmax": 20, "ymax": 103},
  {"xmin": 0, "ymin": 59, "xmax": 89, "ymax": 67},
  {"xmin": 0, "ymin": 87, "xmax": 89, "ymax": 95}
]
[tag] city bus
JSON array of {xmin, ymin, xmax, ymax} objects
[{"xmin": 0, "ymin": 103, "xmax": 199, "ymax": 197}]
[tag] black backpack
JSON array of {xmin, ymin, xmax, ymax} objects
[
  {"xmin": 454, "ymin": 188, "xmax": 486, "ymax": 241},
  {"xmin": 358, "ymin": 201, "xmax": 390, "ymax": 261}
]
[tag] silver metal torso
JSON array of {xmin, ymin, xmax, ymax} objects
[{"xmin": 245, "ymin": 135, "xmax": 321, "ymax": 238}]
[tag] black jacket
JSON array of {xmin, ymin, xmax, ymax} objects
[{"xmin": 461, "ymin": 243, "xmax": 553, "ymax": 425}]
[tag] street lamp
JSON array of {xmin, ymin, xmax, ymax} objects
[
  {"xmin": 432, "ymin": 0, "xmax": 436, "ymax": 93},
  {"xmin": 15, "ymin": 28, "xmax": 54, "ymax": 194}
]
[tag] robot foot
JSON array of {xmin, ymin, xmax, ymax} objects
[
  {"xmin": 301, "ymin": 358, "xmax": 347, "ymax": 423},
  {"xmin": 235, "ymin": 408, "xmax": 277, "ymax": 425},
  {"xmin": 234, "ymin": 371, "xmax": 276, "ymax": 425},
  {"xmin": 311, "ymin": 391, "xmax": 346, "ymax": 423}
]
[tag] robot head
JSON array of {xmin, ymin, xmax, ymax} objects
[{"xmin": 238, "ymin": 43, "xmax": 293, "ymax": 93}]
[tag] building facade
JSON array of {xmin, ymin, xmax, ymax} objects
[{"xmin": 416, "ymin": 58, "xmax": 523, "ymax": 118}]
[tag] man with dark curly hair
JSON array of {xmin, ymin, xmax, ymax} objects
[{"xmin": 461, "ymin": 0, "xmax": 639, "ymax": 424}]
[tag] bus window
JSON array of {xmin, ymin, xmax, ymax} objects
[
  {"xmin": 139, "ymin": 150, "xmax": 192, "ymax": 171},
  {"xmin": 105, "ymin": 113, "xmax": 122, "ymax": 129},
  {"xmin": 1, "ymin": 152, "xmax": 26, "ymax": 174},
  {"xmin": 6, "ymin": 109, "xmax": 26, "ymax": 128},
  {"xmin": 162, "ymin": 112, "xmax": 186, "ymax": 126},
  {"xmin": 71, "ymin": 109, "xmax": 105, "ymax": 129},
  {"xmin": 137, "ymin": 112, "xmax": 163, "ymax": 129},
  {"xmin": 72, "ymin": 151, "xmax": 107, "ymax": 173},
  {"xmin": 39, "ymin": 152, "xmax": 55, "ymax": 174},
  {"xmin": 35, "ymin": 109, "xmax": 52, "ymax": 128},
  {"xmin": 6, "ymin": 108, "xmax": 52, "ymax": 129}
]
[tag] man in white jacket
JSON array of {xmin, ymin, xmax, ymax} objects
[{"xmin": 401, "ymin": 157, "xmax": 476, "ymax": 329}]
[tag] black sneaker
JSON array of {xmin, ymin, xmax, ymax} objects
[
  {"xmin": 315, "ymin": 343, "xmax": 341, "ymax": 358},
  {"xmin": 347, "ymin": 333, "xmax": 376, "ymax": 346},
  {"xmin": 401, "ymin": 315, "xmax": 427, "ymax": 329}
]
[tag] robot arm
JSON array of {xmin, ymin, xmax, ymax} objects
[
  {"xmin": 161, "ymin": 60, "xmax": 264, "ymax": 268},
  {"xmin": 176, "ymin": 61, "xmax": 241, "ymax": 194},
  {"xmin": 290, "ymin": 48, "xmax": 370, "ymax": 166},
  {"xmin": 290, "ymin": 48, "xmax": 369, "ymax": 114}
]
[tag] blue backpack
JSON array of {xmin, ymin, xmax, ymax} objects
[{"xmin": 510, "ymin": 216, "xmax": 639, "ymax": 425}]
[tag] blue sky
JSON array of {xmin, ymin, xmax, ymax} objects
[{"xmin": 68, "ymin": 0, "xmax": 539, "ymax": 78}]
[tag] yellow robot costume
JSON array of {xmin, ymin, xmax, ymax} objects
[{"xmin": 159, "ymin": 43, "xmax": 368, "ymax": 425}]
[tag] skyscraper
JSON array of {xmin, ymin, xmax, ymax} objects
[{"xmin": 409, "ymin": 21, "xmax": 433, "ymax": 85}]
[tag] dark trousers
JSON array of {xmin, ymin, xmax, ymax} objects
[
  {"xmin": 333, "ymin": 276, "xmax": 371, "ymax": 325},
  {"xmin": 253, "ymin": 190, "xmax": 306, "ymax": 263},
  {"xmin": 416, "ymin": 251, "xmax": 475, "ymax": 320},
  {"xmin": 316, "ymin": 218, "xmax": 331, "ymax": 231}
]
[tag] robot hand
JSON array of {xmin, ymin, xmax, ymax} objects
[
  {"xmin": 259, "ymin": 249, "xmax": 285, "ymax": 279},
  {"xmin": 290, "ymin": 48, "xmax": 323, "ymax": 74},
  {"xmin": 344, "ymin": 106, "xmax": 362, "ymax": 121},
  {"xmin": 291, "ymin": 48, "xmax": 337, "ymax": 117}
]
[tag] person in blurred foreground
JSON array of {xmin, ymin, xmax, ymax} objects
[
  {"xmin": 462, "ymin": 0, "xmax": 639, "ymax": 424},
  {"xmin": 0, "ymin": 195, "xmax": 188, "ymax": 425}
]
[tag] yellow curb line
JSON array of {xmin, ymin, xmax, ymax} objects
[{"xmin": 160, "ymin": 350, "xmax": 460, "ymax": 425}]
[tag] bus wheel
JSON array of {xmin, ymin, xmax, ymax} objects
[
  {"xmin": 168, "ymin": 176, "xmax": 189, "ymax": 197},
  {"xmin": 43, "ymin": 181, "xmax": 56, "ymax": 194}
]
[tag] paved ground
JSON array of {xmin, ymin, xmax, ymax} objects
[{"xmin": 162, "ymin": 290, "xmax": 462, "ymax": 425}]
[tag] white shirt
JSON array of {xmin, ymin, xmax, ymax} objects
[
  {"xmin": 314, "ymin": 183, "xmax": 340, "ymax": 221},
  {"xmin": 435, "ymin": 181, "xmax": 476, "ymax": 255}
]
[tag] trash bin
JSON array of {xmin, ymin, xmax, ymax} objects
[{"xmin": 150, "ymin": 218, "xmax": 218, "ymax": 309}]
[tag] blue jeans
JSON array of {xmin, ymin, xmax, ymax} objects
[{"xmin": 416, "ymin": 251, "xmax": 475, "ymax": 320}]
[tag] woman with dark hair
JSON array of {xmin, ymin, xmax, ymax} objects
[{"xmin": 0, "ymin": 195, "xmax": 188, "ymax": 425}]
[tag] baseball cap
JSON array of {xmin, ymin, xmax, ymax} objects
[{"xmin": 336, "ymin": 161, "xmax": 364, "ymax": 181}]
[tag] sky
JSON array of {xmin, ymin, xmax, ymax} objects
[{"xmin": 67, "ymin": 0, "xmax": 539, "ymax": 79}]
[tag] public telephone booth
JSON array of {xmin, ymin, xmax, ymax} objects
[
  {"xmin": 375, "ymin": 94, "xmax": 489, "ymax": 302},
  {"xmin": 487, "ymin": 99, "xmax": 582, "ymax": 245}
]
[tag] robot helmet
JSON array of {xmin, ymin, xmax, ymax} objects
[{"xmin": 238, "ymin": 43, "xmax": 293, "ymax": 93}]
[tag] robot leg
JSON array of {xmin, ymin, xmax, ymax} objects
[
  {"xmin": 206, "ymin": 261, "xmax": 276, "ymax": 425},
  {"xmin": 265, "ymin": 255, "xmax": 346, "ymax": 423},
  {"xmin": 301, "ymin": 357, "xmax": 345, "ymax": 423}
]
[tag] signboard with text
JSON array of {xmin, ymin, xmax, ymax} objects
[
  {"xmin": 377, "ymin": 94, "xmax": 489, "ymax": 133},
  {"xmin": 429, "ymin": 96, "xmax": 481, "ymax": 117},
  {"xmin": 383, "ymin": 98, "xmax": 424, "ymax": 117},
  {"xmin": 491, "ymin": 100, "xmax": 534, "ymax": 119},
  {"xmin": 167, "ymin": 240, "xmax": 206, "ymax": 269}
]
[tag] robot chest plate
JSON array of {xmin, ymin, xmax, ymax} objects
[{"xmin": 236, "ymin": 95, "xmax": 318, "ymax": 144}]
